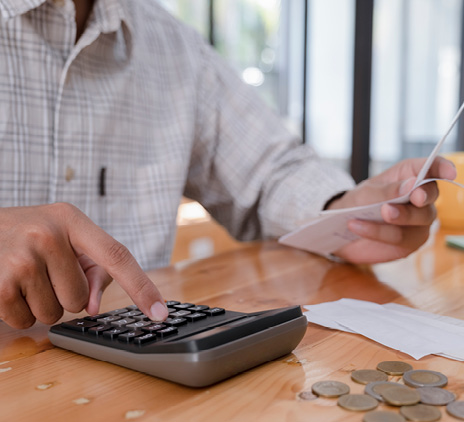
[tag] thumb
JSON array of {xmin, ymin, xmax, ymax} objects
[{"xmin": 85, "ymin": 265, "xmax": 113, "ymax": 315}]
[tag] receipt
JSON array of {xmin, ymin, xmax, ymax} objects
[
  {"xmin": 304, "ymin": 299, "xmax": 464, "ymax": 361},
  {"xmin": 279, "ymin": 101, "xmax": 464, "ymax": 256}
]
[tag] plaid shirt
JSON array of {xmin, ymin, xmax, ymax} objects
[{"xmin": 0, "ymin": 0, "xmax": 354, "ymax": 270}]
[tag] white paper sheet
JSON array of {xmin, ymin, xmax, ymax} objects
[
  {"xmin": 304, "ymin": 299, "xmax": 464, "ymax": 361},
  {"xmin": 279, "ymin": 101, "xmax": 464, "ymax": 256}
]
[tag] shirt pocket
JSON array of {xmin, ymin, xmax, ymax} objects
[{"xmin": 96, "ymin": 160, "xmax": 187, "ymax": 269}]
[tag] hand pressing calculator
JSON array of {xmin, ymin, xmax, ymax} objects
[{"xmin": 49, "ymin": 301, "xmax": 307, "ymax": 387}]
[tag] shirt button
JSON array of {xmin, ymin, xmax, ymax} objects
[{"xmin": 65, "ymin": 166, "xmax": 75, "ymax": 182}]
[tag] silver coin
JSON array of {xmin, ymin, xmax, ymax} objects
[
  {"xmin": 381, "ymin": 385, "xmax": 421, "ymax": 407},
  {"xmin": 400, "ymin": 404, "xmax": 441, "ymax": 422},
  {"xmin": 365, "ymin": 381, "xmax": 400, "ymax": 402},
  {"xmin": 377, "ymin": 361, "xmax": 413, "ymax": 376},
  {"xmin": 338, "ymin": 394, "xmax": 379, "ymax": 411},
  {"xmin": 403, "ymin": 369, "xmax": 448, "ymax": 388},
  {"xmin": 418, "ymin": 386, "xmax": 455, "ymax": 406},
  {"xmin": 363, "ymin": 410, "xmax": 406, "ymax": 422},
  {"xmin": 351, "ymin": 369, "xmax": 389, "ymax": 385},
  {"xmin": 311, "ymin": 380, "xmax": 350, "ymax": 398},
  {"xmin": 447, "ymin": 400, "xmax": 464, "ymax": 420}
]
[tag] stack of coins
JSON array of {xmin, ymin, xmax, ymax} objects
[{"xmin": 299, "ymin": 360, "xmax": 464, "ymax": 421}]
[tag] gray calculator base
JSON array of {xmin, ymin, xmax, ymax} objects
[{"xmin": 48, "ymin": 316, "xmax": 307, "ymax": 387}]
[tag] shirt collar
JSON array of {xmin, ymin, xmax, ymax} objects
[
  {"xmin": 0, "ymin": 0, "xmax": 133, "ymax": 34},
  {"xmin": 0, "ymin": 0, "xmax": 46, "ymax": 20},
  {"xmin": 92, "ymin": 0, "xmax": 133, "ymax": 35}
]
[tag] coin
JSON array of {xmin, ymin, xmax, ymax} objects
[
  {"xmin": 365, "ymin": 381, "xmax": 400, "ymax": 402},
  {"xmin": 352, "ymin": 369, "xmax": 389, "ymax": 385},
  {"xmin": 400, "ymin": 404, "xmax": 442, "ymax": 422},
  {"xmin": 418, "ymin": 386, "xmax": 456, "ymax": 406},
  {"xmin": 377, "ymin": 361, "xmax": 413, "ymax": 376},
  {"xmin": 403, "ymin": 370, "xmax": 448, "ymax": 388},
  {"xmin": 311, "ymin": 380, "xmax": 350, "ymax": 398},
  {"xmin": 363, "ymin": 410, "xmax": 406, "ymax": 422},
  {"xmin": 380, "ymin": 385, "xmax": 421, "ymax": 406},
  {"xmin": 447, "ymin": 400, "xmax": 464, "ymax": 420},
  {"xmin": 297, "ymin": 391, "xmax": 318, "ymax": 401},
  {"xmin": 338, "ymin": 394, "xmax": 379, "ymax": 411}
]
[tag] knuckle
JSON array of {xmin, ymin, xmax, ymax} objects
[
  {"xmin": 38, "ymin": 307, "xmax": 64, "ymax": 325},
  {"xmin": 106, "ymin": 241, "xmax": 133, "ymax": 268}
]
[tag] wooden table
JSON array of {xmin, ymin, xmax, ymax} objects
[{"xmin": 1, "ymin": 228, "xmax": 464, "ymax": 421}]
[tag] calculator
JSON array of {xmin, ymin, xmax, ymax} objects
[{"xmin": 48, "ymin": 301, "xmax": 307, "ymax": 387}]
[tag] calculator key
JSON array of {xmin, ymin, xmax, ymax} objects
[
  {"xmin": 119, "ymin": 311, "xmax": 142, "ymax": 318},
  {"xmin": 164, "ymin": 317, "xmax": 187, "ymax": 327},
  {"xmin": 133, "ymin": 333, "xmax": 157, "ymax": 345},
  {"xmin": 84, "ymin": 313, "xmax": 109, "ymax": 322},
  {"xmin": 165, "ymin": 301, "xmax": 180, "ymax": 307},
  {"xmin": 203, "ymin": 307, "xmax": 225, "ymax": 316},
  {"xmin": 102, "ymin": 327, "xmax": 128, "ymax": 339},
  {"xmin": 88, "ymin": 324, "xmax": 112, "ymax": 336},
  {"xmin": 167, "ymin": 307, "xmax": 177, "ymax": 314},
  {"xmin": 170, "ymin": 310, "xmax": 191, "ymax": 318},
  {"xmin": 188, "ymin": 305, "xmax": 209, "ymax": 312},
  {"xmin": 62, "ymin": 319, "xmax": 99, "ymax": 332},
  {"xmin": 118, "ymin": 330, "xmax": 145, "ymax": 343},
  {"xmin": 126, "ymin": 321, "xmax": 151, "ymax": 329},
  {"xmin": 126, "ymin": 305, "xmax": 139, "ymax": 310},
  {"xmin": 97, "ymin": 315, "xmax": 121, "ymax": 324},
  {"xmin": 106, "ymin": 308, "xmax": 129, "ymax": 316},
  {"xmin": 133, "ymin": 315, "xmax": 150, "ymax": 321},
  {"xmin": 173, "ymin": 303, "xmax": 195, "ymax": 310},
  {"xmin": 141, "ymin": 323, "xmax": 166, "ymax": 333},
  {"xmin": 156, "ymin": 327, "xmax": 178, "ymax": 338},
  {"xmin": 185, "ymin": 312, "xmax": 207, "ymax": 322},
  {"xmin": 111, "ymin": 318, "xmax": 136, "ymax": 327}
]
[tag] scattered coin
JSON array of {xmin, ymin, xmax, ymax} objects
[
  {"xmin": 338, "ymin": 394, "xmax": 379, "ymax": 411},
  {"xmin": 380, "ymin": 385, "xmax": 421, "ymax": 406},
  {"xmin": 447, "ymin": 400, "xmax": 464, "ymax": 420},
  {"xmin": 363, "ymin": 410, "xmax": 406, "ymax": 422},
  {"xmin": 417, "ymin": 386, "xmax": 456, "ymax": 406},
  {"xmin": 297, "ymin": 391, "xmax": 318, "ymax": 401},
  {"xmin": 399, "ymin": 404, "xmax": 442, "ymax": 422},
  {"xmin": 403, "ymin": 370, "xmax": 448, "ymax": 388},
  {"xmin": 352, "ymin": 369, "xmax": 389, "ymax": 385},
  {"xmin": 311, "ymin": 380, "xmax": 350, "ymax": 398},
  {"xmin": 377, "ymin": 361, "xmax": 413, "ymax": 376},
  {"xmin": 365, "ymin": 381, "xmax": 400, "ymax": 402}
]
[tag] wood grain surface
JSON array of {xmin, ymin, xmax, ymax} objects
[{"xmin": 1, "ymin": 228, "xmax": 464, "ymax": 422}]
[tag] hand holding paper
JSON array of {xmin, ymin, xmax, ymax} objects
[{"xmin": 279, "ymin": 102, "xmax": 464, "ymax": 262}]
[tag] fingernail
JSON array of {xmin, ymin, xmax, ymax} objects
[
  {"xmin": 348, "ymin": 220, "xmax": 367, "ymax": 235},
  {"xmin": 400, "ymin": 177, "xmax": 416, "ymax": 196},
  {"xmin": 386, "ymin": 204, "xmax": 400, "ymax": 220},
  {"xmin": 150, "ymin": 301, "xmax": 168, "ymax": 321}
]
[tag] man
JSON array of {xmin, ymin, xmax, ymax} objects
[{"xmin": 0, "ymin": 0, "xmax": 456, "ymax": 329}]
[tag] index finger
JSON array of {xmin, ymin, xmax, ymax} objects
[{"xmin": 64, "ymin": 205, "xmax": 168, "ymax": 321}]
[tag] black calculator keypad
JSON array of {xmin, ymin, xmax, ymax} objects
[{"xmin": 52, "ymin": 301, "xmax": 243, "ymax": 352}]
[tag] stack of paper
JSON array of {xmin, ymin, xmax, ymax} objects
[{"xmin": 304, "ymin": 299, "xmax": 464, "ymax": 361}]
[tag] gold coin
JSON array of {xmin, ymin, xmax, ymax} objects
[
  {"xmin": 399, "ymin": 404, "xmax": 442, "ymax": 422},
  {"xmin": 377, "ymin": 361, "xmax": 413, "ymax": 376},
  {"xmin": 365, "ymin": 381, "xmax": 400, "ymax": 401},
  {"xmin": 446, "ymin": 400, "xmax": 464, "ymax": 420},
  {"xmin": 418, "ymin": 386, "xmax": 456, "ymax": 406},
  {"xmin": 351, "ymin": 369, "xmax": 388, "ymax": 385},
  {"xmin": 363, "ymin": 410, "xmax": 406, "ymax": 422},
  {"xmin": 380, "ymin": 385, "xmax": 421, "ymax": 406},
  {"xmin": 403, "ymin": 370, "xmax": 447, "ymax": 388},
  {"xmin": 311, "ymin": 380, "xmax": 350, "ymax": 398},
  {"xmin": 338, "ymin": 394, "xmax": 379, "ymax": 411}
]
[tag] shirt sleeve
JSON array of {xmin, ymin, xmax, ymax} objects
[{"xmin": 184, "ymin": 40, "xmax": 355, "ymax": 241}]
